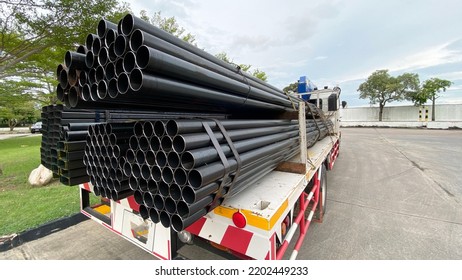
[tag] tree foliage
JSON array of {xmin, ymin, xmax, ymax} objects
[
  {"xmin": 283, "ymin": 82, "xmax": 298, "ymax": 94},
  {"xmin": 357, "ymin": 69, "xmax": 420, "ymax": 121},
  {"xmin": 0, "ymin": 80, "xmax": 38, "ymax": 130},
  {"xmin": 215, "ymin": 52, "xmax": 267, "ymax": 81},
  {"xmin": 0, "ymin": 0, "xmax": 130, "ymax": 127},
  {"xmin": 408, "ymin": 78, "xmax": 452, "ymax": 106},
  {"xmin": 408, "ymin": 77, "xmax": 452, "ymax": 121},
  {"xmin": 0, "ymin": 0, "xmax": 130, "ymax": 79},
  {"xmin": 139, "ymin": 10, "xmax": 196, "ymax": 45}
]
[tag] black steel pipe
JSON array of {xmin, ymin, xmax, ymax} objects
[
  {"xmin": 92, "ymin": 37, "xmax": 102, "ymax": 56},
  {"xmin": 85, "ymin": 50, "xmax": 96, "ymax": 68},
  {"xmin": 181, "ymin": 182, "xmax": 219, "ymax": 204},
  {"xmin": 65, "ymin": 130, "xmax": 88, "ymax": 141},
  {"xmin": 159, "ymin": 211, "xmax": 171, "ymax": 228},
  {"xmin": 131, "ymin": 163, "xmax": 141, "ymax": 179},
  {"xmin": 141, "ymin": 164, "xmax": 151, "ymax": 180},
  {"xmin": 129, "ymin": 175, "xmax": 138, "ymax": 190},
  {"xmin": 145, "ymin": 150, "xmax": 156, "ymax": 165},
  {"xmin": 158, "ymin": 181, "xmax": 169, "ymax": 197},
  {"xmin": 56, "ymin": 84, "xmax": 66, "ymax": 102},
  {"xmin": 114, "ymin": 34, "xmax": 128, "ymax": 57},
  {"xmin": 155, "ymin": 151, "xmax": 167, "ymax": 168},
  {"xmin": 164, "ymin": 197, "xmax": 177, "ymax": 214},
  {"xmin": 151, "ymin": 165, "xmax": 162, "ymax": 182},
  {"xmin": 134, "ymin": 189, "xmax": 144, "ymax": 204},
  {"xmin": 65, "ymin": 51, "xmax": 87, "ymax": 70},
  {"xmin": 188, "ymin": 137, "xmax": 298, "ymax": 188},
  {"xmin": 98, "ymin": 19, "xmax": 118, "ymax": 38},
  {"xmin": 136, "ymin": 149, "xmax": 145, "ymax": 164},
  {"xmin": 173, "ymin": 168, "xmax": 188, "ymax": 186},
  {"xmin": 95, "ymin": 65, "xmax": 105, "ymax": 83},
  {"xmin": 153, "ymin": 194, "xmax": 164, "ymax": 210},
  {"xmin": 143, "ymin": 191, "xmax": 154, "ymax": 207},
  {"xmin": 59, "ymin": 69, "xmax": 68, "ymax": 88},
  {"xmin": 147, "ymin": 179, "xmax": 157, "ymax": 193},
  {"xmin": 180, "ymin": 129, "xmax": 299, "ymax": 170},
  {"xmin": 161, "ymin": 166, "xmax": 174, "ymax": 185},
  {"xmin": 149, "ymin": 208, "xmax": 160, "ymax": 223},
  {"xmin": 67, "ymin": 68, "xmax": 78, "ymax": 86},
  {"xmin": 142, "ymin": 122, "xmax": 155, "ymax": 138},
  {"xmin": 105, "ymin": 29, "xmax": 118, "ymax": 48},
  {"xmin": 169, "ymin": 183, "xmax": 182, "ymax": 201},
  {"xmin": 79, "ymin": 71, "xmax": 87, "ymax": 87},
  {"xmin": 167, "ymin": 152, "xmax": 180, "ymax": 168},
  {"xmin": 160, "ymin": 136, "xmax": 172, "ymax": 152},
  {"xmin": 104, "ymin": 64, "xmax": 115, "ymax": 85},
  {"xmin": 86, "ymin": 33, "xmax": 98, "ymax": 50},
  {"xmin": 171, "ymin": 208, "xmax": 207, "ymax": 232},
  {"xmin": 57, "ymin": 140, "xmax": 86, "ymax": 151},
  {"xmin": 98, "ymin": 47, "xmax": 109, "ymax": 66},
  {"xmin": 136, "ymin": 45, "xmax": 292, "ymax": 107},
  {"xmin": 138, "ymin": 136, "xmax": 150, "ymax": 151},
  {"xmin": 123, "ymin": 51, "xmax": 137, "ymax": 72},
  {"xmin": 177, "ymin": 195, "xmax": 213, "ymax": 218},
  {"xmin": 128, "ymin": 28, "xmax": 291, "ymax": 102},
  {"xmin": 128, "ymin": 69, "xmax": 288, "ymax": 113},
  {"xmin": 172, "ymin": 124, "xmax": 299, "ymax": 153},
  {"xmin": 139, "ymin": 204, "xmax": 149, "ymax": 219},
  {"xmin": 111, "ymin": 189, "xmax": 133, "ymax": 201}
]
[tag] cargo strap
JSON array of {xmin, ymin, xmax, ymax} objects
[
  {"xmin": 201, "ymin": 119, "xmax": 242, "ymax": 210},
  {"xmin": 305, "ymin": 103, "xmax": 321, "ymax": 147},
  {"xmin": 237, "ymin": 66, "xmax": 252, "ymax": 107}
]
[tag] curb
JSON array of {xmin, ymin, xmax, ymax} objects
[{"xmin": 0, "ymin": 213, "xmax": 88, "ymax": 252}]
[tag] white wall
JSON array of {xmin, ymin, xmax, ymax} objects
[{"xmin": 340, "ymin": 104, "xmax": 462, "ymax": 128}]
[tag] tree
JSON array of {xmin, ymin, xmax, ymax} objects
[
  {"xmin": 139, "ymin": 10, "xmax": 196, "ymax": 45},
  {"xmin": 0, "ymin": 80, "xmax": 38, "ymax": 131},
  {"xmin": 357, "ymin": 70, "xmax": 419, "ymax": 121},
  {"xmin": 283, "ymin": 82, "xmax": 298, "ymax": 94},
  {"xmin": 215, "ymin": 52, "xmax": 268, "ymax": 81},
  {"xmin": 0, "ymin": 0, "xmax": 130, "ymax": 120},
  {"xmin": 408, "ymin": 78, "xmax": 452, "ymax": 121},
  {"xmin": 0, "ymin": 0, "xmax": 130, "ymax": 79}
]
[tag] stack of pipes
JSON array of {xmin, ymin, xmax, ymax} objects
[
  {"xmin": 84, "ymin": 118, "xmax": 332, "ymax": 232},
  {"xmin": 40, "ymin": 105, "xmax": 225, "ymax": 185},
  {"xmin": 57, "ymin": 14, "xmax": 301, "ymax": 115}
]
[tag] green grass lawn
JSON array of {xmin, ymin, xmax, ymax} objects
[{"xmin": 0, "ymin": 136, "xmax": 81, "ymax": 236}]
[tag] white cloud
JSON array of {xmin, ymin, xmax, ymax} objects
[
  {"xmin": 314, "ymin": 56, "xmax": 328, "ymax": 60},
  {"xmin": 386, "ymin": 40, "xmax": 462, "ymax": 72}
]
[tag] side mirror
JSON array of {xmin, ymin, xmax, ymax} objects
[{"xmin": 328, "ymin": 94, "xmax": 338, "ymax": 111}]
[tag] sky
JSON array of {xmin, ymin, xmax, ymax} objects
[{"xmin": 129, "ymin": 0, "xmax": 462, "ymax": 107}]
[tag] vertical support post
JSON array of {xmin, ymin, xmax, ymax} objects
[
  {"xmin": 299, "ymin": 190, "xmax": 306, "ymax": 234},
  {"xmin": 299, "ymin": 102, "xmax": 307, "ymax": 170},
  {"xmin": 314, "ymin": 168, "xmax": 321, "ymax": 220}
]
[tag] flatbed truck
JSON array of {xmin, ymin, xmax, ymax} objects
[{"xmin": 79, "ymin": 87, "xmax": 341, "ymax": 260}]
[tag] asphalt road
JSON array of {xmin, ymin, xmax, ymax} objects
[{"xmin": 1, "ymin": 128, "xmax": 461, "ymax": 260}]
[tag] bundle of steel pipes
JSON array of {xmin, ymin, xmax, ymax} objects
[
  {"xmin": 40, "ymin": 104, "xmax": 226, "ymax": 185},
  {"xmin": 40, "ymin": 104, "xmax": 95, "ymax": 185},
  {"xmin": 84, "ymin": 118, "xmax": 332, "ymax": 232},
  {"xmin": 56, "ymin": 14, "xmax": 301, "ymax": 115}
]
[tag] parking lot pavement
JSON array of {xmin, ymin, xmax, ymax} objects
[
  {"xmin": 0, "ymin": 133, "xmax": 40, "ymax": 140},
  {"xmin": 0, "ymin": 219, "xmax": 157, "ymax": 260},
  {"xmin": 1, "ymin": 128, "xmax": 461, "ymax": 260},
  {"xmin": 299, "ymin": 128, "xmax": 462, "ymax": 259}
]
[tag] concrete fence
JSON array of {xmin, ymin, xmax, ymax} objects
[{"xmin": 340, "ymin": 104, "xmax": 462, "ymax": 129}]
